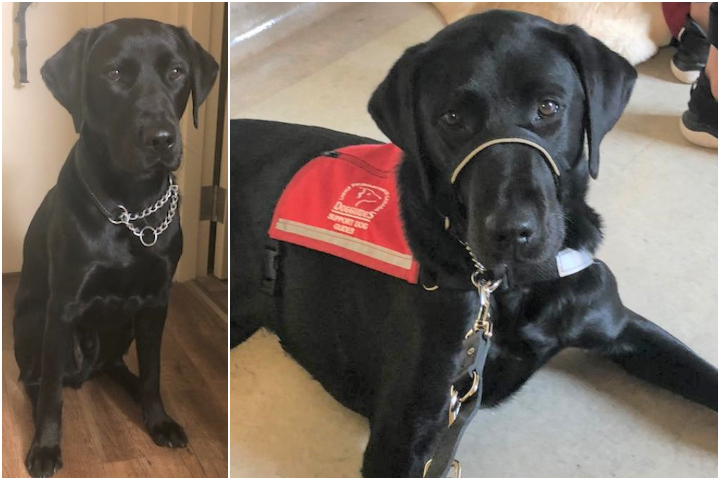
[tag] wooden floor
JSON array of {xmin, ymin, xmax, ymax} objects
[
  {"xmin": 193, "ymin": 275, "xmax": 229, "ymax": 315},
  {"xmin": 2, "ymin": 274, "xmax": 228, "ymax": 478}
]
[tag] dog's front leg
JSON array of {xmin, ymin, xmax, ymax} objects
[
  {"xmin": 604, "ymin": 307, "xmax": 718, "ymax": 411},
  {"xmin": 25, "ymin": 298, "xmax": 73, "ymax": 478},
  {"xmin": 362, "ymin": 383, "xmax": 448, "ymax": 477},
  {"xmin": 363, "ymin": 416, "xmax": 443, "ymax": 477},
  {"xmin": 135, "ymin": 305, "xmax": 188, "ymax": 447}
]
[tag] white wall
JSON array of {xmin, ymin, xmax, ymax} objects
[{"xmin": 2, "ymin": 2, "xmax": 88, "ymax": 273}]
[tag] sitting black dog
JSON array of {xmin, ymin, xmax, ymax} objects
[
  {"xmin": 13, "ymin": 19, "xmax": 218, "ymax": 478},
  {"xmin": 231, "ymin": 11, "xmax": 717, "ymax": 477}
]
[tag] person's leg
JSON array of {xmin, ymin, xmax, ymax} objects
[
  {"xmin": 690, "ymin": 2, "xmax": 712, "ymax": 31},
  {"xmin": 706, "ymin": 2, "xmax": 718, "ymax": 99},
  {"xmin": 671, "ymin": 3, "xmax": 711, "ymax": 83},
  {"xmin": 707, "ymin": 45, "xmax": 718, "ymax": 99},
  {"xmin": 680, "ymin": 2, "xmax": 718, "ymax": 148}
]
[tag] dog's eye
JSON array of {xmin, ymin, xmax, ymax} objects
[
  {"xmin": 106, "ymin": 69, "xmax": 121, "ymax": 82},
  {"xmin": 440, "ymin": 111, "xmax": 463, "ymax": 127},
  {"xmin": 169, "ymin": 67, "xmax": 184, "ymax": 80},
  {"xmin": 538, "ymin": 100, "xmax": 559, "ymax": 117}
]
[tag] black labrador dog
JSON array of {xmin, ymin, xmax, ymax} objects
[
  {"xmin": 231, "ymin": 11, "xmax": 717, "ymax": 478},
  {"xmin": 13, "ymin": 19, "xmax": 218, "ymax": 478}
]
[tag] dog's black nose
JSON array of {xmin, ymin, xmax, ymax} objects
[
  {"xmin": 486, "ymin": 215, "xmax": 536, "ymax": 246},
  {"xmin": 144, "ymin": 127, "xmax": 175, "ymax": 153}
]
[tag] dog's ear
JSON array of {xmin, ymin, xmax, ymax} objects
[
  {"xmin": 559, "ymin": 25, "xmax": 637, "ymax": 179},
  {"xmin": 368, "ymin": 44, "xmax": 433, "ymax": 201},
  {"xmin": 41, "ymin": 28, "xmax": 95, "ymax": 133},
  {"xmin": 176, "ymin": 27, "xmax": 219, "ymax": 128}
]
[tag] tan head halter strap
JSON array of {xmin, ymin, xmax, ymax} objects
[{"xmin": 450, "ymin": 138, "xmax": 560, "ymax": 185}]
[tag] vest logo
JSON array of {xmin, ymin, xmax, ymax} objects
[{"xmin": 328, "ymin": 183, "xmax": 390, "ymax": 235}]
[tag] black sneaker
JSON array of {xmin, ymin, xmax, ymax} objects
[
  {"xmin": 680, "ymin": 71, "xmax": 718, "ymax": 148},
  {"xmin": 671, "ymin": 14, "xmax": 709, "ymax": 83}
]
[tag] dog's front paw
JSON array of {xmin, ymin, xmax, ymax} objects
[
  {"xmin": 25, "ymin": 443, "xmax": 62, "ymax": 478},
  {"xmin": 147, "ymin": 417, "xmax": 188, "ymax": 448}
]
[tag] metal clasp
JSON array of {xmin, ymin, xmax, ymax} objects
[
  {"xmin": 465, "ymin": 277, "xmax": 500, "ymax": 339},
  {"xmin": 424, "ymin": 459, "xmax": 462, "ymax": 478}
]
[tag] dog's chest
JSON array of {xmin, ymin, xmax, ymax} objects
[
  {"xmin": 490, "ymin": 290, "xmax": 561, "ymax": 356},
  {"xmin": 76, "ymin": 254, "xmax": 172, "ymax": 314}
]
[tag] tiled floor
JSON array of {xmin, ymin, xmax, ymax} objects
[{"xmin": 230, "ymin": 3, "xmax": 717, "ymax": 478}]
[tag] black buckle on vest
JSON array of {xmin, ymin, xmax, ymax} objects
[{"xmin": 261, "ymin": 240, "xmax": 282, "ymax": 296}]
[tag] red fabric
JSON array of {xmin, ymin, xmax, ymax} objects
[
  {"xmin": 269, "ymin": 144, "xmax": 420, "ymax": 283},
  {"xmin": 663, "ymin": 2, "xmax": 691, "ymax": 38}
]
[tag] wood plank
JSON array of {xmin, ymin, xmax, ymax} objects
[{"xmin": 1, "ymin": 277, "xmax": 228, "ymax": 477}]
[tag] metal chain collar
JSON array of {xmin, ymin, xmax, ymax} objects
[
  {"xmin": 75, "ymin": 158, "xmax": 179, "ymax": 248},
  {"xmin": 108, "ymin": 177, "xmax": 179, "ymax": 247}
]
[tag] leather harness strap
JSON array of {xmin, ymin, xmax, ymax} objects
[
  {"xmin": 424, "ymin": 326, "xmax": 491, "ymax": 478},
  {"xmin": 261, "ymin": 239, "xmax": 282, "ymax": 296}
]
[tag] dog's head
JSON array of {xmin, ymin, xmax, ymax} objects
[
  {"xmin": 41, "ymin": 18, "xmax": 219, "ymax": 175},
  {"xmin": 369, "ymin": 11, "xmax": 636, "ymax": 274}
]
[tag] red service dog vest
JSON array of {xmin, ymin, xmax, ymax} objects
[{"xmin": 269, "ymin": 144, "xmax": 420, "ymax": 283}]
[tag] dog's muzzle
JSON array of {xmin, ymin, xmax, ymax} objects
[{"xmin": 437, "ymin": 130, "xmax": 566, "ymax": 282}]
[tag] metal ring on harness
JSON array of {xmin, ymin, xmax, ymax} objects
[
  {"xmin": 448, "ymin": 370, "xmax": 481, "ymax": 426},
  {"xmin": 458, "ymin": 370, "xmax": 480, "ymax": 403},
  {"xmin": 450, "ymin": 137, "xmax": 560, "ymax": 185},
  {"xmin": 424, "ymin": 459, "xmax": 461, "ymax": 478}
]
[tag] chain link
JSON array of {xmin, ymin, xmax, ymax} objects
[
  {"xmin": 119, "ymin": 177, "xmax": 178, "ymax": 222},
  {"xmin": 116, "ymin": 178, "xmax": 179, "ymax": 247},
  {"xmin": 458, "ymin": 239, "xmax": 486, "ymax": 274}
]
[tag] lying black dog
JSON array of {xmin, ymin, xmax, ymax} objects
[
  {"xmin": 13, "ymin": 19, "xmax": 218, "ymax": 478},
  {"xmin": 231, "ymin": 11, "xmax": 717, "ymax": 478}
]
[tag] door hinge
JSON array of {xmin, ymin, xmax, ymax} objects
[{"xmin": 200, "ymin": 185, "xmax": 226, "ymax": 223}]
